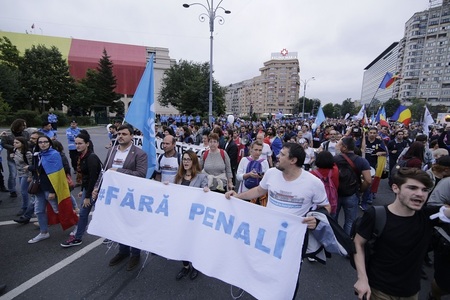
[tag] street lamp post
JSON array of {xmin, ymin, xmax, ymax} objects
[
  {"xmin": 183, "ymin": 1, "xmax": 231, "ymax": 126},
  {"xmin": 301, "ymin": 77, "xmax": 315, "ymax": 120}
]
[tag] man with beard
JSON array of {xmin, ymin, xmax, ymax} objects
[{"xmin": 93, "ymin": 124, "xmax": 148, "ymax": 271}]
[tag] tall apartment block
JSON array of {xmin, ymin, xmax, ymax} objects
[
  {"xmin": 225, "ymin": 51, "xmax": 300, "ymax": 117},
  {"xmin": 399, "ymin": 0, "xmax": 450, "ymax": 105},
  {"xmin": 361, "ymin": 0, "xmax": 450, "ymax": 108}
]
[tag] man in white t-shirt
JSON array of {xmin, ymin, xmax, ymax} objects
[
  {"xmin": 226, "ymin": 142, "xmax": 329, "ymax": 298},
  {"xmin": 319, "ymin": 130, "xmax": 339, "ymax": 156},
  {"xmin": 226, "ymin": 142, "xmax": 329, "ymax": 217},
  {"xmin": 155, "ymin": 135, "xmax": 180, "ymax": 183}
]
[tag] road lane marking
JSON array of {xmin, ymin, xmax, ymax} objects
[{"xmin": 0, "ymin": 238, "xmax": 103, "ymax": 300}]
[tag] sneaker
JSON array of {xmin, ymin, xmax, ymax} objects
[
  {"xmin": 307, "ymin": 257, "xmax": 317, "ymax": 262},
  {"xmin": 176, "ymin": 266, "xmax": 191, "ymax": 280},
  {"xmin": 359, "ymin": 203, "xmax": 369, "ymax": 211},
  {"xmin": 102, "ymin": 238, "xmax": 111, "ymax": 245},
  {"xmin": 190, "ymin": 267, "xmax": 199, "ymax": 280},
  {"xmin": 13, "ymin": 216, "xmax": 30, "ymax": 224},
  {"xmin": 60, "ymin": 237, "xmax": 82, "ymax": 248},
  {"xmin": 28, "ymin": 232, "xmax": 50, "ymax": 244},
  {"xmin": 10, "ymin": 192, "xmax": 17, "ymax": 198},
  {"xmin": 127, "ymin": 256, "xmax": 140, "ymax": 271},
  {"xmin": 109, "ymin": 253, "xmax": 128, "ymax": 266}
]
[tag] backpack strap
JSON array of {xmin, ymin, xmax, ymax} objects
[
  {"xmin": 311, "ymin": 169, "xmax": 323, "ymax": 179},
  {"xmin": 340, "ymin": 153, "xmax": 359, "ymax": 176},
  {"xmin": 372, "ymin": 206, "xmax": 386, "ymax": 238},
  {"xmin": 202, "ymin": 150, "xmax": 209, "ymax": 162},
  {"xmin": 219, "ymin": 149, "xmax": 225, "ymax": 162},
  {"xmin": 203, "ymin": 149, "xmax": 225, "ymax": 163}
]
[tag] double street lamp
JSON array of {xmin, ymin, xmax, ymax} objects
[
  {"xmin": 301, "ymin": 77, "xmax": 315, "ymax": 119},
  {"xmin": 183, "ymin": 1, "xmax": 231, "ymax": 126}
]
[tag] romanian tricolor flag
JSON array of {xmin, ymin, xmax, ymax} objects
[
  {"xmin": 371, "ymin": 155, "xmax": 387, "ymax": 193},
  {"xmin": 375, "ymin": 106, "xmax": 389, "ymax": 127},
  {"xmin": 41, "ymin": 148, "xmax": 78, "ymax": 230},
  {"xmin": 391, "ymin": 105, "xmax": 412, "ymax": 126},
  {"xmin": 379, "ymin": 72, "xmax": 400, "ymax": 89}
]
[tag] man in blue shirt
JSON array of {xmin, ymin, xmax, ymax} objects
[
  {"xmin": 66, "ymin": 120, "xmax": 82, "ymax": 173},
  {"xmin": 39, "ymin": 121, "xmax": 57, "ymax": 140},
  {"xmin": 48, "ymin": 112, "xmax": 58, "ymax": 131}
]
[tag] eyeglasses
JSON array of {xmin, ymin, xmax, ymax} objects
[
  {"xmin": 38, "ymin": 141, "xmax": 49, "ymax": 144},
  {"xmin": 182, "ymin": 158, "xmax": 192, "ymax": 162}
]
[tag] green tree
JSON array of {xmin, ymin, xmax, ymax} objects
[
  {"xmin": 158, "ymin": 60, "xmax": 226, "ymax": 116},
  {"xmin": 323, "ymin": 103, "xmax": 334, "ymax": 118},
  {"xmin": 429, "ymin": 104, "xmax": 448, "ymax": 119},
  {"xmin": 0, "ymin": 37, "xmax": 22, "ymax": 110},
  {"xmin": 0, "ymin": 63, "xmax": 21, "ymax": 108},
  {"xmin": 384, "ymin": 98, "xmax": 401, "ymax": 118},
  {"xmin": 408, "ymin": 98, "xmax": 426, "ymax": 122},
  {"xmin": 296, "ymin": 97, "xmax": 320, "ymax": 116},
  {"xmin": 333, "ymin": 104, "xmax": 342, "ymax": 118},
  {"xmin": 20, "ymin": 45, "xmax": 74, "ymax": 113},
  {"xmin": 0, "ymin": 36, "xmax": 21, "ymax": 68},
  {"xmin": 340, "ymin": 98, "xmax": 356, "ymax": 117},
  {"xmin": 93, "ymin": 49, "xmax": 122, "ymax": 114}
]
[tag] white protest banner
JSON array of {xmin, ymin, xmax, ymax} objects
[
  {"xmin": 133, "ymin": 136, "xmax": 207, "ymax": 158},
  {"xmin": 88, "ymin": 171, "xmax": 307, "ymax": 300}
]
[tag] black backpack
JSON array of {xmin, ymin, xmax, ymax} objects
[
  {"xmin": 349, "ymin": 206, "xmax": 386, "ymax": 269},
  {"xmin": 335, "ymin": 153, "xmax": 360, "ymax": 197}
]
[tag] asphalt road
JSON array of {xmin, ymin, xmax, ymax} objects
[{"xmin": 0, "ymin": 126, "xmax": 440, "ymax": 300}]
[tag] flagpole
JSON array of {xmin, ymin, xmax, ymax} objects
[{"xmin": 366, "ymin": 87, "xmax": 380, "ymax": 116}]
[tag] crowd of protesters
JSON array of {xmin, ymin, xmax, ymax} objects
[{"xmin": 2, "ymin": 112, "xmax": 450, "ymax": 299}]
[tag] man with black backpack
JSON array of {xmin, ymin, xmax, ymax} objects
[
  {"xmin": 353, "ymin": 168, "xmax": 450, "ymax": 300},
  {"xmin": 334, "ymin": 137, "xmax": 372, "ymax": 235}
]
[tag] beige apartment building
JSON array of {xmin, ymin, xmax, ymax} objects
[{"xmin": 225, "ymin": 51, "xmax": 300, "ymax": 117}]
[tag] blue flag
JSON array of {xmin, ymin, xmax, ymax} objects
[
  {"xmin": 314, "ymin": 106, "xmax": 326, "ymax": 128},
  {"xmin": 125, "ymin": 55, "xmax": 156, "ymax": 178}
]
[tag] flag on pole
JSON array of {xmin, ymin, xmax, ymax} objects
[
  {"xmin": 375, "ymin": 107, "xmax": 389, "ymax": 127},
  {"xmin": 314, "ymin": 106, "xmax": 326, "ymax": 128},
  {"xmin": 379, "ymin": 72, "xmax": 393, "ymax": 89},
  {"xmin": 423, "ymin": 106, "xmax": 434, "ymax": 136},
  {"xmin": 391, "ymin": 105, "xmax": 411, "ymax": 126},
  {"xmin": 385, "ymin": 73, "xmax": 400, "ymax": 89},
  {"xmin": 125, "ymin": 55, "xmax": 156, "ymax": 178},
  {"xmin": 371, "ymin": 156, "xmax": 387, "ymax": 193},
  {"xmin": 355, "ymin": 104, "xmax": 365, "ymax": 120}
]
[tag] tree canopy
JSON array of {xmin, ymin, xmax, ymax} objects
[
  {"xmin": 158, "ymin": 60, "xmax": 226, "ymax": 116},
  {"xmin": 19, "ymin": 45, "xmax": 74, "ymax": 113}
]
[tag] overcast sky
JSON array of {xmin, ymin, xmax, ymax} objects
[{"xmin": 0, "ymin": 0, "xmax": 432, "ymax": 105}]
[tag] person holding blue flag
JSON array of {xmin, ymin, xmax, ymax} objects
[{"xmin": 93, "ymin": 124, "xmax": 148, "ymax": 270}]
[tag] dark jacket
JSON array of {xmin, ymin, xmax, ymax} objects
[{"xmin": 80, "ymin": 150, "xmax": 102, "ymax": 198}]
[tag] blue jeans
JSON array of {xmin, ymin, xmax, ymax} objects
[
  {"xmin": 19, "ymin": 176, "xmax": 30, "ymax": 210},
  {"xmin": 75, "ymin": 190, "xmax": 93, "ymax": 240},
  {"xmin": 7, "ymin": 160, "xmax": 17, "ymax": 192},
  {"xmin": 361, "ymin": 184, "xmax": 373, "ymax": 205},
  {"xmin": 23, "ymin": 195, "xmax": 36, "ymax": 219},
  {"xmin": 35, "ymin": 190, "xmax": 58, "ymax": 233},
  {"xmin": 335, "ymin": 193, "xmax": 359, "ymax": 235}
]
